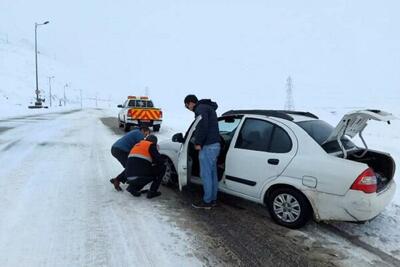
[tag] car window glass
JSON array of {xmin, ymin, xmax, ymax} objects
[
  {"xmin": 296, "ymin": 120, "xmax": 332, "ymax": 144},
  {"xmin": 218, "ymin": 117, "xmax": 241, "ymax": 134},
  {"xmin": 218, "ymin": 117, "xmax": 242, "ymax": 147},
  {"xmin": 270, "ymin": 126, "xmax": 292, "ymax": 153},
  {"xmin": 235, "ymin": 118, "xmax": 273, "ymax": 152},
  {"xmin": 127, "ymin": 100, "xmax": 154, "ymax": 107},
  {"xmin": 297, "ymin": 120, "xmax": 356, "ymax": 153}
]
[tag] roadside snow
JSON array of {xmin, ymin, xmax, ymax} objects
[
  {"xmin": 1, "ymin": 103, "xmax": 400, "ymax": 265},
  {"xmin": 0, "ymin": 109, "xmax": 211, "ymax": 267}
]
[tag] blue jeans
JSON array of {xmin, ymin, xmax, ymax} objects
[{"xmin": 199, "ymin": 143, "xmax": 221, "ymax": 203}]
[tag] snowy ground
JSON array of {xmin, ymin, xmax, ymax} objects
[
  {"xmin": 0, "ymin": 109, "xmax": 221, "ymax": 267},
  {"xmin": 0, "ymin": 105, "xmax": 399, "ymax": 266}
]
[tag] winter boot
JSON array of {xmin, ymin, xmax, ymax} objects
[
  {"xmin": 110, "ymin": 178, "xmax": 122, "ymax": 191},
  {"xmin": 126, "ymin": 185, "xmax": 141, "ymax": 197},
  {"xmin": 146, "ymin": 191, "xmax": 162, "ymax": 199}
]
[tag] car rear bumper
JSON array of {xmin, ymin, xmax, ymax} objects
[
  {"xmin": 343, "ymin": 180, "xmax": 396, "ymax": 221},
  {"xmin": 309, "ymin": 180, "xmax": 396, "ymax": 222}
]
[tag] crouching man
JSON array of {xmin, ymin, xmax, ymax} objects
[{"xmin": 125, "ymin": 134, "xmax": 165, "ymax": 199}]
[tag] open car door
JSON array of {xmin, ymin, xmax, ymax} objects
[
  {"xmin": 323, "ymin": 109, "xmax": 397, "ymax": 158},
  {"xmin": 177, "ymin": 116, "xmax": 202, "ymax": 191}
]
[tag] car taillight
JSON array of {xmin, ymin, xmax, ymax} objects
[
  {"xmin": 159, "ymin": 110, "xmax": 163, "ymax": 118},
  {"xmin": 350, "ymin": 168, "xmax": 377, "ymax": 194},
  {"xmin": 127, "ymin": 109, "xmax": 132, "ymax": 117}
]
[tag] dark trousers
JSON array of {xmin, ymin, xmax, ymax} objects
[
  {"xmin": 111, "ymin": 147, "xmax": 129, "ymax": 183},
  {"xmin": 128, "ymin": 164, "xmax": 166, "ymax": 192}
]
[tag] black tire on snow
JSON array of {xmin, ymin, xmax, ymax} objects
[
  {"xmin": 124, "ymin": 123, "xmax": 131, "ymax": 132},
  {"xmin": 267, "ymin": 187, "xmax": 312, "ymax": 229}
]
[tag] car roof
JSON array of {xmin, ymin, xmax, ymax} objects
[{"xmin": 221, "ymin": 110, "xmax": 319, "ymax": 122}]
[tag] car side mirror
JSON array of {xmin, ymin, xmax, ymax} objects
[
  {"xmin": 172, "ymin": 133, "xmax": 184, "ymax": 143},
  {"xmin": 117, "ymin": 104, "xmax": 123, "ymax": 108}
]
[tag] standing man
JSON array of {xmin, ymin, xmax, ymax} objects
[
  {"xmin": 125, "ymin": 134, "xmax": 165, "ymax": 199},
  {"xmin": 184, "ymin": 94, "xmax": 220, "ymax": 209},
  {"xmin": 110, "ymin": 126, "xmax": 150, "ymax": 191}
]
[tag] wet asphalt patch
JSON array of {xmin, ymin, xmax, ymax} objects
[
  {"xmin": 100, "ymin": 117, "xmax": 124, "ymax": 135},
  {"xmin": 0, "ymin": 127, "xmax": 12, "ymax": 134},
  {"xmin": 37, "ymin": 141, "xmax": 88, "ymax": 148}
]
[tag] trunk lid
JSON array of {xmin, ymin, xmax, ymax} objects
[{"xmin": 323, "ymin": 109, "xmax": 396, "ymax": 144}]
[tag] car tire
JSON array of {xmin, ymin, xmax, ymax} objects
[
  {"xmin": 267, "ymin": 187, "xmax": 311, "ymax": 229},
  {"xmin": 118, "ymin": 120, "xmax": 124, "ymax": 128},
  {"xmin": 161, "ymin": 158, "xmax": 178, "ymax": 187},
  {"xmin": 124, "ymin": 123, "xmax": 131, "ymax": 132},
  {"xmin": 153, "ymin": 125, "xmax": 160, "ymax": 132}
]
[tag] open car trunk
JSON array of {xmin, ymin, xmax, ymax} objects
[{"xmin": 347, "ymin": 149, "xmax": 396, "ymax": 193}]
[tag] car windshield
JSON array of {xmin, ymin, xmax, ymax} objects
[
  {"xmin": 127, "ymin": 100, "xmax": 154, "ymax": 108},
  {"xmin": 296, "ymin": 120, "xmax": 356, "ymax": 153}
]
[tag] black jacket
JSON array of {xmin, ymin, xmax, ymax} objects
[
  {"xmin": 193, "ymin": 99, "xmax": 220, "ymax": 146},
  {"xmin": 125, "ymin": 143, "xmax": 164, "ymax": 177}
]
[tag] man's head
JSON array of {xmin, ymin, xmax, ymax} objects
[
  {"xmin": 145, "ymin": 134, "xmax": 158, "ymax": 145},
  {"xmin": 184, "ymin": 94, "xmax": 198, "ymax": 111},
  {"xmin": 140, "ymin": 126, "xmax": 151, "ymax": 137}
]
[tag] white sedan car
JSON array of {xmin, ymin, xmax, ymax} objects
[{"xmin": 159, "ymin": 109, "xmax": 397, "ymax": 228}]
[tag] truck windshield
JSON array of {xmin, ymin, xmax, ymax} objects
[
  {"xmin": 296, "ymin": 120, "xmax": 356, "ymax": 153},
  {"xmin": 127, "ymin": 100, "xmax": 154, "ymax": 108}
]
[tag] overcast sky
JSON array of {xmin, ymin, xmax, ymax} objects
[{"xmin": 1, "ymin": 0, "xmax": 399, "ymax": 112}]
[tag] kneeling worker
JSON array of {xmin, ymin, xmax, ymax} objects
[{"xmin": 125, "ymin": 134, "xmax": 165, "ymax": 199}]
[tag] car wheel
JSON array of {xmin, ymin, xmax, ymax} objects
[
  {"xmin": 118, "ymin": 120, "xmax": 124, "ymax": 128},
  {"xmin": 124, "ymin": 123, "xmax": 131, "ymax": 132},
  {"xmin": 161, "ymin": 158, "xmax": 177, "ymax": 187},
  {"xmin": 153, "ymin": 125, "xmax": 160, "ymax": 132},
  {"xmin": 267, "ymin": 187, "xmax": 311, "ymax": 229}
]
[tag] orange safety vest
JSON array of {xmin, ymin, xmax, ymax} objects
[{"xmin": 128, "ymin": 140, "xmax": 153, "ymax": 162}]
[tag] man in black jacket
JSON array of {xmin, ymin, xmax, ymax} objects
[
  {"xmin": 125, "ymin": 134, "xmax": 165, "ymax": 199},
  {"xmin": 184, "ymin": 94, "xmax": 221, "ymax": 209}
]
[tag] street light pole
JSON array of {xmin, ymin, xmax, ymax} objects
[
  {"xmin": 63, "ymin": 83, "xmax": 68, "ymax": 106},
  {"xmin": 48, "ymin": 76, "xmax": 55, "ymax": 107},
  {"xmin": 34, "ymin": 21, "xmax": 49, "ymax": 107},
  {"xmin": 80, "ymin": 89, "xmax": 83, "ymax": 109}
]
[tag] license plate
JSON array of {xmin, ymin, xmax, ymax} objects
[{"xmin": 141, "ymin": 120, "xmax": 150, "ymax": 122}]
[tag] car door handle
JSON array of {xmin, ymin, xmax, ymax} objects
[{"xmin": 267, "ymin": 159, "xmax": 279, "ymax": 165}]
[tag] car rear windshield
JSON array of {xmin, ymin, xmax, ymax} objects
[
  {"xmin": 128, "ymin": 100, "xmax": 154, "ymax": 108},
  {"xmin": 296, "ymin": 120, "xmax": 356, "ymax": 153}
]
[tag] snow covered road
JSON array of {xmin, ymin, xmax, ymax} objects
[
  {"xmin": 0, "ymin": 109, "xmax": 215, "ymax": 267},
  {"xmin": 1, "ymin": 108, "xmax": 399, "ymax": 267}
]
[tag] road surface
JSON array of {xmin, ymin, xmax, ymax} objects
[{"xmin": 0, "ymin": 109, "xmax": 398, "ymax": 267}]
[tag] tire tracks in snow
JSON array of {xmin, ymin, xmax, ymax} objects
[{"xmin": 320, "ymin": 223, "xmax": 400, "ymax": 267}]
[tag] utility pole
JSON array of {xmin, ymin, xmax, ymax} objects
[
  {"xmin": 63, "ymin": 83, "xmax": 68, "ymax": 106},
  {"xmin": 80, "ymin": 89, "xmax": 83, "ymax": 109},
  {"xmin": 34, "ymin": 21, "xmax": 49, "ymax": 107},
  {"xmin": 284, "ymin": 76, "xmax": 295, "ymax": 111},
  {"xmin": 48, "ymin": 76, "xmax": 55, "ymax": 107}
]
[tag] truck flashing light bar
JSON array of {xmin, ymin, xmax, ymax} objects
[{"xmin": 127, "ymin": 96, "xmax": 149, "ymax": 100}]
